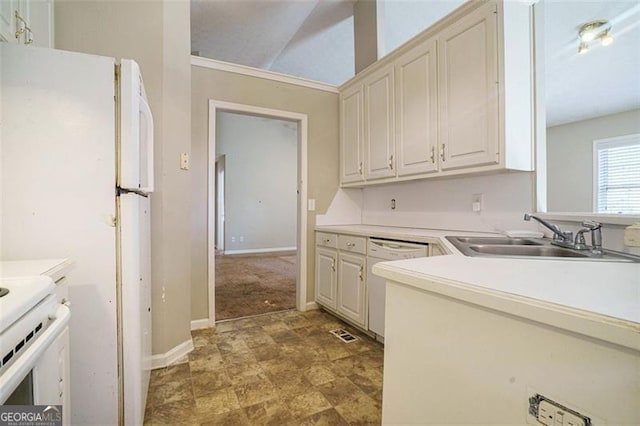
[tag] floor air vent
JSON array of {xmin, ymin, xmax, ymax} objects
[{"xmin": 330, "ymin": 328, "xmax": 359, "ymax": 343}]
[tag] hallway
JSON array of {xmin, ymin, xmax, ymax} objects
[{"xmin": 215, "ymin": 253, "xmax": 297, "ymax": 320}]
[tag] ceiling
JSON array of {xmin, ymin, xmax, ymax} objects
[
  {"xmin": 191, "ymin": 0, "xmax": 640, "ymax": 126},
  {"xmin": 191, "ymin": 0, "xmax": 356, "ymax": 85},
  {"xmin": 544, "ymin": 0, "xmax": 640, "ymax": 126}
]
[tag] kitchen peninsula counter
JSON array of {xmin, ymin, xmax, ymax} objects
[
  {"xmin": 327, "ymin": 225, "xmax": 640, "ymax": 424},
  {"xmin": 316, "ymin": 224, "xmax": 639, "ymax": 350}
]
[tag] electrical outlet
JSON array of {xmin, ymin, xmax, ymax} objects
[
  {"xmin": 239, "ymin": 236, "xmax": 244, "ymax": 242},
  {"xmin": 231, "ymin": 236, "xmax": 236, "ymax": 243}
]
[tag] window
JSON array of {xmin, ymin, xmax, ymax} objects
[{"xmin": 593, "ymin": 134, "xmax": 640, "ymax": 214}]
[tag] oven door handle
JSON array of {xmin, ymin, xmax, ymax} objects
[{"xmin": 0, "ymin": 304, "xmax": 71, "ymax": 404}]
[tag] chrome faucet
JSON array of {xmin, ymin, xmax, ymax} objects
[
  {"xmin": 576, "ymin": 220, "xmax": 603, "ymax": 255},
  {"xmin": 523, "ymin": 214, "xmax": 574, "ymax": 248}
]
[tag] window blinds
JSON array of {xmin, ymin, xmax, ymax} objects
[{"xmin": 595, "ymin": 135, "xmax": 640, "ymax": 214}]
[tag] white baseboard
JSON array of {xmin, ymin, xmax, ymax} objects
[
  {"xmin": 305, "ymin": 301, "xmax": 319, "ymax": 311},
  {"xmin": 190, "ymin": 318, "xmax": 213, "ymax": 330},
  {"xmin": 150, "ymin": 338, "xmax": 194, "ymax": 370},
  {"xmin": 224, "ymin": 246, "xmax": 296, "ymax": 255}
]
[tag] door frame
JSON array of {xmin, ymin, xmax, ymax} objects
[{"xmin": 207, "ymin": 100, "xmax": 309, "ymax": 325}]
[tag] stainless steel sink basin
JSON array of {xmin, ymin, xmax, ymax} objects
[
  {"xmin": 452, "ymin": 237, "xmax": 542, "ymax": 246},
  {"xmin": 445, "ymin": 236, "xmax": 639, "ymax": 263},
  {"xmin": 468, "ymin": 245, "xmax": 588, "ymax": 258}
]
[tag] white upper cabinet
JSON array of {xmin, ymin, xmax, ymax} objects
[
  {"xmin": 1, "ymin": 0, "xmax": 20, "ymax": 43},
  {"xmin": 340, "ymin": 84, "xmax": 364, "ymax": 184},
  {"xmin": 363, "ymin": 64, "xmax": 396, "ymax": 180},
  {"xmin": 0, "ymin": 0, "xmax": 54, "ymax": 47},
  {"xmin": 395, "ymin": 38, "xmax": 438, "ymax": 176},
  {"xmin": 339, "ymin": 0, "xmax": 534, "ymax": 187},
  {"xmin": 438, "ymin": 2, "xmax": 499, "ymax": 170}
]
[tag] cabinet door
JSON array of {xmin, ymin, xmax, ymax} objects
[
  {"xmin": 0, "ymin": 0, "xmax": 18, "ymax": 43},
  {"xmin": 27, "ymin": 0, "xmax": 55, "ymax": 48},
  {"xmin": 438, "ymin": 2, "xmax": 499, "ymax": 170},
  {"xmin": 364, "ymin": 64, "xmax": 395, "ymax": 180},
  {"xmin": 340, "ymin": 84, "xmax": 364, "ymax": 184},
  {"xmin": 395, "ymin": 38, "xmax": 439, "ymax": 176},
  {"xmin": 1, "ymin": 0, "xmax": 53, "ymax": 46},
  {"xmin": 337, "ymin": 253, "xmax": 367, "ymax": 327},
  {"xmin": 315, "ymin": 247, "xmax": 337, "ymax": 310}
]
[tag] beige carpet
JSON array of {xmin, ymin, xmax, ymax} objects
[{"xmin": 215, "ymin": 252, "xmax": 297, "ymax": 321}]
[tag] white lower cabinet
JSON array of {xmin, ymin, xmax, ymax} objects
[
  {"xmin": 336, "ymin": 252, "xmax": 367, "ymax": 327},
  {"xmin": 315, "ymin": 246, "xmax": 337, "ymax": 310},
  {"xmin": 315, "ymin": 233, "xmax": 368, "ymax": 329}
]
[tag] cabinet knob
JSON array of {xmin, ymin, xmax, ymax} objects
[
  {"xmin": 358, "ymin": 162, "xmax": 363, "ymax": 174},
  {"xmin": 430, "ymin": 146, "xmax": 435, "ymax": 163},
  {"xmin": 388, "ymin": 154, "xmax": 394, "ymax": 170},
  {"xmin": 440, "ymin": 144, "xmax": 446, "ymax": 162}
]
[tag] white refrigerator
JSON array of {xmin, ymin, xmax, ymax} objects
[{"xmin": 1, "ymin": 43, "xmax": 153, "ymax": 425}]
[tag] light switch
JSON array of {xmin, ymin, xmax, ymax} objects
[
  {"xmin": 180, "ymin": 153, "xmax": 189, "ymax": 170},
  {"xmin": 308, "ymin": 199, "xmax": 316, "ymax": 211},
  {"xmin": 472, "ymin": 193, "xmax": 483, "ymax": 212}
]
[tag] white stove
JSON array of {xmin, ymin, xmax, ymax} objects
[
  {"xmin": 0, "ymin": 275, "xmax": 70, "ymax": 407},
  {"xmin": 0, "ymin": 276, "xmax": 55, "ymax": 335}
]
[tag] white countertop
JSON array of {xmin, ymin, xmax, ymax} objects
[
  {"xmin": 316, "ymin": 224, "xmax": 640, "ymax": 350},
  {"xmin": 0, "ymin": 259, "xmax": 73, "ymax": 282},
  {"xmin": 316, "ymin": 224, "xmax": 502, "ymax": 253}
]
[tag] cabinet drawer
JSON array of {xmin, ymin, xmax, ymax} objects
[
  {"xmin": 316, "ymin": 232, "xmax": 338, "ymax": 248},
  {"xmin": 338, "ymin": 235, "xmax": 367, "ymax": 254}
]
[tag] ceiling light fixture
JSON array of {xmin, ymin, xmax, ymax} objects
[
  {"xmin": 601, "ymin": 30, "xmax": 614, "ymax": 46},
  {"xmin": 578, "ymin": 42, "xmax": 589, "ymax": 54},
  {"xmin": 577, "ymin": 20, "xmax": 613, "ymax": 53}
]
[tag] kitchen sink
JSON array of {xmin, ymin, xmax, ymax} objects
[
  {"xmin": 468, "ymin": 245, "xmax": 588, "ymax": 258},
  {"xmin": 445, "ymin": 236, "xmax": 639, "ymax": 263},
  {"xmin": 451, "ymin": 237, "xmax": 542, "ymax": 246}
]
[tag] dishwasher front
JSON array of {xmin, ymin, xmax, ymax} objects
[{"xmin": 367, "ymin": 238, "xmax": 429, "ymax": 340}]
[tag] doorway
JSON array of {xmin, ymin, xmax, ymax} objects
[{"xmin": 207, "ymin": 101, "xmax": 308, "ymax": 324}]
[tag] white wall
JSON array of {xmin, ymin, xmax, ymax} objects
[
  {"xmin": 547, "ymin": 108, "xmax": 640, "ymax": 212},
  {"xmin": 217, "ymin": 112, "xmax": 297, "ymax": 252},
  {"xmin": 361, "ymin": 173, "xmax": 536, "ymax": 233}
]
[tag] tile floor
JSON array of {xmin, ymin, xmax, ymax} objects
[{"xmin": 144, "ymin": 309, "xmax": 384, "ymax": 425}]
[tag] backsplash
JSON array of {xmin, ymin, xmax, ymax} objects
[
  {"xmin": 361, "ymin": 172, "xmax": 536, "ymax": 233},
  {"xmin": 317, "ymin": 172, "xmax": 636, "ymax": 253}
]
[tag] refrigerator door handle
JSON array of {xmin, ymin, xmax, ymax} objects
[{"xmin": 138, "ymin": 96, "xmax": 154, "ymax": 194}]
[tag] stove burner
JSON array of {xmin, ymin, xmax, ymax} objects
[{"xmin": 0, "ymin": 288, "xmax": 8, "ymax": 298}]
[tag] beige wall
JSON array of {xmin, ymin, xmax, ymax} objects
[
  {"xmin": 354, "ymin": 0, "xmax": 381, "ymax": 73},
  {"xmin": 55, "ymin": 0, "xmax": 192, "ymax": 354},
  {"xmin": 191, "ymin": 65, "xmax": 339, "ymax": 320},
  {"xmin": 547, "ymin": 108, "xmax": 640, "ymax": 212}
]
